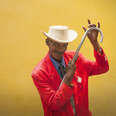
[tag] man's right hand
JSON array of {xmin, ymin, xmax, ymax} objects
[{"xmin": 63, "ymin": 61, "xmax": 76, "ymax": 86}]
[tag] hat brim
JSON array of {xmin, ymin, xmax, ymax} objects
[{"xmin": 43, "ymin": 30, "xmax": 78, "ymax": 43}]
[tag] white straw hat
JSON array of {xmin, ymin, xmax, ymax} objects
[{"xmin": 43, "ymin": 25, "xmax": 78, "ymax": 43}]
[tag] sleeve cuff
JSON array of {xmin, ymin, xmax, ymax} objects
[
  {"xmin": 94, "ymin": 47, "xmax": 104, "ymax": 56},
  {"xmin": 94, "ymin": 47, "xmax": 105, "ymax": 58},
  {"xmin": 94, "ymin": 47, "xmax": 108, "ymax": 66}
]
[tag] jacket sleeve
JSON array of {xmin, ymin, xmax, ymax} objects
[
  {"xmin": 32, "ymin": 70, "xmax": 73, "ymax": 111},
  {"xmin": 78, "ymin": 48, "xmax": 109, "ymax": 76}
]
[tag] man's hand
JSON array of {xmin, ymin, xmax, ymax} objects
[
  {"xmin": 63, "ymin": 61, "xmax": 76, "ymax": 86},
  {"xmin": 82, "ymin": 19, "xmax": 102, "ymax": 54}
]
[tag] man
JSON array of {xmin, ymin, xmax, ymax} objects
[{"xmin": 31, "ymin": 20, "xmax": 109, "ymax": 116}]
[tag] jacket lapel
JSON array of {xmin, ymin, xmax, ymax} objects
[{"xmin": 44, "ymin": 53, "xmax": 62, "ymax": 88}]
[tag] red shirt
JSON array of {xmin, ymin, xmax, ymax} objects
[{"xmin": 32, "ymin": 49, "xmax": 109, "ymax": 116}]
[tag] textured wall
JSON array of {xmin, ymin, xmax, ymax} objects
[{"xmin": 0, "ymin": 0, "xmax": 115, "ymax": 116}]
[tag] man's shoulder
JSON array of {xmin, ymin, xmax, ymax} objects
[
  {"xmin": 64, "ymin": 50, "xmax": 75, "ymax": 57},
  {"xmin": 64, "ymin": 50, "xmax": 82, "ymax": 59},
  {"xmin": 31, "ymin": 54, "xmax": 50, "ymax": 78}
]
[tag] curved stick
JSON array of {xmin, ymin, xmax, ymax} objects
[{"xmin": 71, "ymin": 27, "xmax": 104, "ymax": 65}]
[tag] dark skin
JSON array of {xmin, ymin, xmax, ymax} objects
[
  {"xmin": 46, "ymin": 38, "xmax": 68, "ymax": 62},
  {"xmin": 46, "ymin": 20, "xmax": 102, "ymax": 86}
]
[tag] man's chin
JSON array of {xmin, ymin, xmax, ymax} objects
[
  {"xmin": 53, "ymin": 53, "xmax": 64, "ymax": 61},
  {"xmin": 56, "ymin": 53, "xmax": 64, "ymax": 57}
]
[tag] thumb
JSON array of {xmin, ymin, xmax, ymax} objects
[{"xmin": 82, "ymin": 26, "xmax": 86, "ymax": 32}]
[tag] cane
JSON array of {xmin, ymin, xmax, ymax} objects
[
  {"xmin": 71, "ymin": 27, "xmax": 104, "ymax": 65},
  {"xmin": 59, "ymin": 27, "xmax": 103, "ymax": 87}
]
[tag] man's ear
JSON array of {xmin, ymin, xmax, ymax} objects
[{"xmin": 45, "ymin": 38, "xmax": 50, "ymax": 46}]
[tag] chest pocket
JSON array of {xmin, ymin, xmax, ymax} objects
[{"xmin": 74, "ymin": 72, "xmax": 87, "ymax": 92}]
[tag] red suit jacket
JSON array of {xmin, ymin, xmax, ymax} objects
[{"xmin": 32, "ymin": 49, "xmax": 109, "ymax": 116}]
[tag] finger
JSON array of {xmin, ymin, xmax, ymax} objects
[
  {"xmin": 88, "ymin": 19, "xmax": 91, "ymax": 24},
  {"xmin": 82, "ymin": 26, "xmax": 87, "ymax": 32},
  {"xmin": 98, "ymin": 22, "xmax": 100, "ymax": 28},
  {"xmin": 88, "ymin": 24, "xmax": 96, "ymax": 28}
]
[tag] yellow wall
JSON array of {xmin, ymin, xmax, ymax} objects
[{"xmin": 0, "ymin": 0, "xmax": 115, "ymax": 116}]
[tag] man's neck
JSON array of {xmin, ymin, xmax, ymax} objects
[{"xmin": 51, "ymin": 55, "xmax": 62, "ymax": 63}]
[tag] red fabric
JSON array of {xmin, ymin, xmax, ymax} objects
[{"xmin": 32, "ymin": 49, "xmax": 109, "ymax": 116}]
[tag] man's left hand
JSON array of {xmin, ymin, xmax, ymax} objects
[{"xmin": 82, "ymin": 19, "xmax": 102, "ymax": 54}]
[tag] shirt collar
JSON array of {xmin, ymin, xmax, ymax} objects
[{"xmin": 49, "ymin": 55, "xmax": 65, "ymax": 68}]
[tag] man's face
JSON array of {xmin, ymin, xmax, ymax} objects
[{"xmin": 46, "ymin": 38, "xmax": 68, "ymax": 61}]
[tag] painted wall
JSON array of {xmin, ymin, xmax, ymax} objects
[{"xmin": 0, "ymin": 0, "xmax": 115, "ymax": 116}]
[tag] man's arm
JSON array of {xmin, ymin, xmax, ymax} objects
[
  {"xmin": 79, "ymin": 47, "xmax": 109, "ymax": 76},
  {"xmin": 81, "ymin": 19, "xmax": 109, "ymax": 76},
  {"xmin": 32, "ymin": 70, "xmax": 73, "ymax": 111}
]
